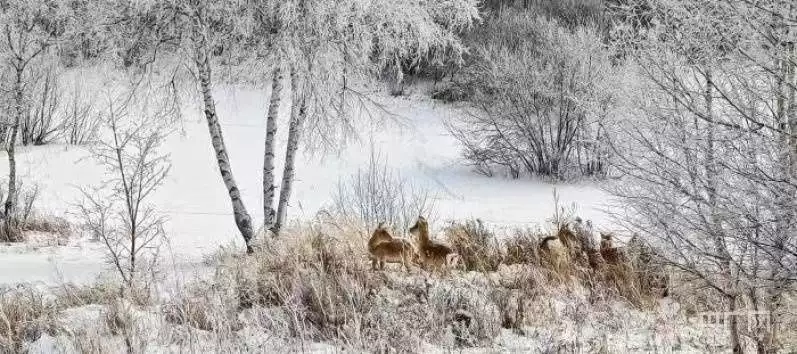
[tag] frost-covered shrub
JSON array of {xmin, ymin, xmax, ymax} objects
[
  {"xmin": 163, "ymin": 281, "xmax": 242, "ymax": 333},
  {"xmin": 446, "ymin": 13, "xmax": 618, "ymax": 180},
  {"xmin": 480, "ymin": 0, "xmax": 607, "ymax": 30},
  {"xmin": 330, "ymin": 149, "xmax": 437, "ymax": 232},
  {"xmin": 21, "ymin": 66, "xmax": 62, "ymax": 147}
]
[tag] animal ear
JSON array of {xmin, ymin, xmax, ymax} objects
[{"xmin": 418, "ymin": 215, "xmax": 426, "ymax": 221}]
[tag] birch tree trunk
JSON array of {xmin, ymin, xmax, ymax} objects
[
  {"xmin": 273, "ymin": 67, "xmax": 306, "ymax": 235},
  {"xmin": 3, "ymin": 65, "xmax": 24, "ymax": 238},
  {"xmin": 263, "ymin": 66, "xmax": 282, "ymax": 230},
  {"xmin": 193, "ymin": 24, "xmax": 255, "ymax": 253}
]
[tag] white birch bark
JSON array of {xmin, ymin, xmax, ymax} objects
[
  {"xmin": 273, "ymin": 66, "xmax": 306, "ymax": 235},
  {"xmin": 263, "ymin": 65, "xmax": 282, "ymax": 229},
  {"xmin": 192, "ymin": 20, "xmax": 254, "ymax": 252},
  {"xmin": 4, "ymin": 66, "xmax": 23, "ymax": 223}
]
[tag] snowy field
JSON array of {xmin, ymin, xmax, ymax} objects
[{"xmin": 0, "ymin": 83, "xmax": 611, "ymax": 285}]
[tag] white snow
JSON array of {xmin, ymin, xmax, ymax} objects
[{"xmin": 0, "ymin": 83, "xmax": 611, "ymax": 285}]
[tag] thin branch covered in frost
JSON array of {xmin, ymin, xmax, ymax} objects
[
  {"xmin": 76, "ymin": 86, "xmax": 173, "ymax": 291},
  {"xmin": 330, "ymin": 147, "xmax": 438, "ymax": 233}
]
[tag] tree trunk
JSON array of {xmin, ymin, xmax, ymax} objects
[
  {"xmin": 3, "ymin": 67, "xmax": 24, "ymax": 240},
  {"xmin": 194, "ymin": 31, "xmax": 254, "ymax": 253},
  {"xmin": 729, "ymin": 295, "xmax": 743, "ymax": 354},
  {"xmin": 387, "ymin": 60, "xmax": 404, "ymax": 96},
  {"xmin": 263, "ymin": 66, "xmax": 282, "ymax": 230},
  {"xmin": 273, "ymin": 67, "xmax": 307, "ymax": 236},
  {"xmin": 704, "ymin": 70, "xmax": 729, "ymax": 272},
  {"xmin": 704, "ymin": 71, "xmax": 741, "ymax": 354}
]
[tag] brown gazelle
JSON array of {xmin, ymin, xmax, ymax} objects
[
  {"xmin": 600, "ymin": 232, "xmax": 628, "ymax": 265},
  {"xmin": 539, "ymin": 235, "xmax": 568, "ymax": 273},
  {"xmin": 368, "ymin": 222, "xmax": 417, "ymax": 272},
  {"xmin": 409, "ymin": 216, "xmax": 460, "ymax": 273}
]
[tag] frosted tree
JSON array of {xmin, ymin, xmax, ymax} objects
[
  {"xmin": 273, "ymin": 65, "xmax": 305, "ymax": 234},
  {"xmin": 0, "ymin": 0, "xmax": 72, "ymax": 240},
  {"xmin": 156, "ymin": 0, "xmax": 261, "ymax": 252},
  {"xmin": 611, "ymin": 0, "xmax": 797, "ymax": 351},
  {"xmin": 107, "ymin": 0, "xmax": 477, "ymax": 248},
  {"xmin": 256, "ymin": 0, "xmax": 480, "ymax": 236},
  {"xmin": 446, "ymin": 13, "xmax": 617, "ymax": 180},
  {"xmin": 77, "ymin": 87, "xmax": 173, "ymax": 294}
]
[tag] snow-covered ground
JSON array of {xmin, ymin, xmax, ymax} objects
[{"xmin": 0, "ymin": 84, "xmax": 611, "ymax": 285}]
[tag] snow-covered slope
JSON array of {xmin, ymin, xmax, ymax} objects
[{"xmin": 0, "ymin": 85, "xmax": 611, "ymax": 285}]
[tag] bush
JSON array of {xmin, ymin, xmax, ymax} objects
[
  {"xmin": 330, "ymin": 149, "xmax": 437, "ymax": 232},
  {"xmin": 62, "ymin": 79, "xmax": 101, "ymax": 145},
  {"xmin": 54, "ymin": 278, "xmax": 151, "ymax": 309},
  {"xmin": 163, "ymin": 281, "xmax": 242, "ymax": 332},
  {"xmin": 525, "ymin": 0, "xmax": 606, "ymax": 30},
  {"xmin": 21, "ymin": 66, "xmax": 62, "ymax": 146},
  {"xmin": 445, "ymin": 13, "xmax": 618, "ymax": 180},
  {"xmin": 0, "ymin": 182, "xmax": 72, "ymax": 243},
  {"xmin": 445, "ymin": 219, "xmax": 504, "ymax": 272},
  {"xmin": 0, "ymin": 285, "xmax": 57, "ymax": 352},
  {"xmin": 480, "ymin": 0, "xmax": 607, "ymax": 30}
]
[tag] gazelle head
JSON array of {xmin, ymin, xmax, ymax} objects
[{"xmin": 408, "ymin": 216, "xmax": 427, "ymax": 237}]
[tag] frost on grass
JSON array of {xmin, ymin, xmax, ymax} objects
[
  {"xmin": 3, "ymin": 219, "xmax": 762, "ymax": 353},
  {"xmin": 0, "ymin": 182, "xmax": 73, "ymax": 244}
]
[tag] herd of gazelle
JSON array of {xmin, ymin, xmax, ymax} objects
[
  {"xmin": 368, "ymin": 216, "xmax": 461, "ymax": 273},
  {"xmin": 368, "ymin": 216, "xmax": 628, "ymax": 273}
]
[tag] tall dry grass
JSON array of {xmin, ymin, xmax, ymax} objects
[
  {"xmin": 0, "ymin": 216, "xmax": 731, "ymax": 352},
  {"xmin": 0, "ymin": 285, "xmax": 58, "ymax": 352}
]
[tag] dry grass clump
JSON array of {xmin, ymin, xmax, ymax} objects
[
  {"xmin": 503, "ymin": 228, "xmax": 541, "ymax": 266},
  {"xmin": 427, "ymin": 279, "xmax": 502, "ymax": 347},
  {"xmin": 163, "ymin": 280, "xmax": 242, "ymax": 333},
  {"xmin": 595, "ymin": 263, "xmax": 646, "ymax": 306},
  {"xmin": 104, "ymin": 300, "xmax": 136, "ymax": 339},
  {"xmin": 0, "ymin": 217, "xmax": 693, "ymax": 352},
  {"xmin": 62, "ymin": 328, "xmax": 107, "ymax": 354},
  {"xmin": 291, "ymin": 270, "xmax": 375, "ymax": 340},
  {"xmin": 440, "ymin": 217, "xmax": 664, "ymax": 309},
  {"xmin": 0, "ymin": 223, "xmax": 24, "ymax": 243},
  {"xmin": 232, "ymin": 229, "xmax": 390, "ymax": 342},
  {"xmin": 20, "ymin": 214, "xmax": 72, "ymax": 237},
  {"xmin": 0, "ymin": 184, "xmax": 72, "ymax": 244},
  {"xmin": 53, "ymin": 278, "xmax": 151, "ymax": 309},
  {"xmin": 445, "ymin": 219, "xmax": 503, "ymax": 272},
  {"xmin": 0, "ymin": 214, "xmax": 72, "ymax": 244},
  {"xmin": 598, "ymin": 237, "xmax": 671, "ymax": 308},
  {"xmin": 301, "ymin": 231, "xmax": 363, "ymax": 275},
  {"xmin": 236, "ymin": 270, "xmax": 292, "ymax": 310},
  {"xmin": 0, "ymin": 285, "xmax": 58, "ymax": 352},
  {"xmin": 484, "ymin": 264, "xmax": 549, "ymax": 332},
  {"xmin": 206, "ymin": 223, "xmax": 514, "ymax": 350}
]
